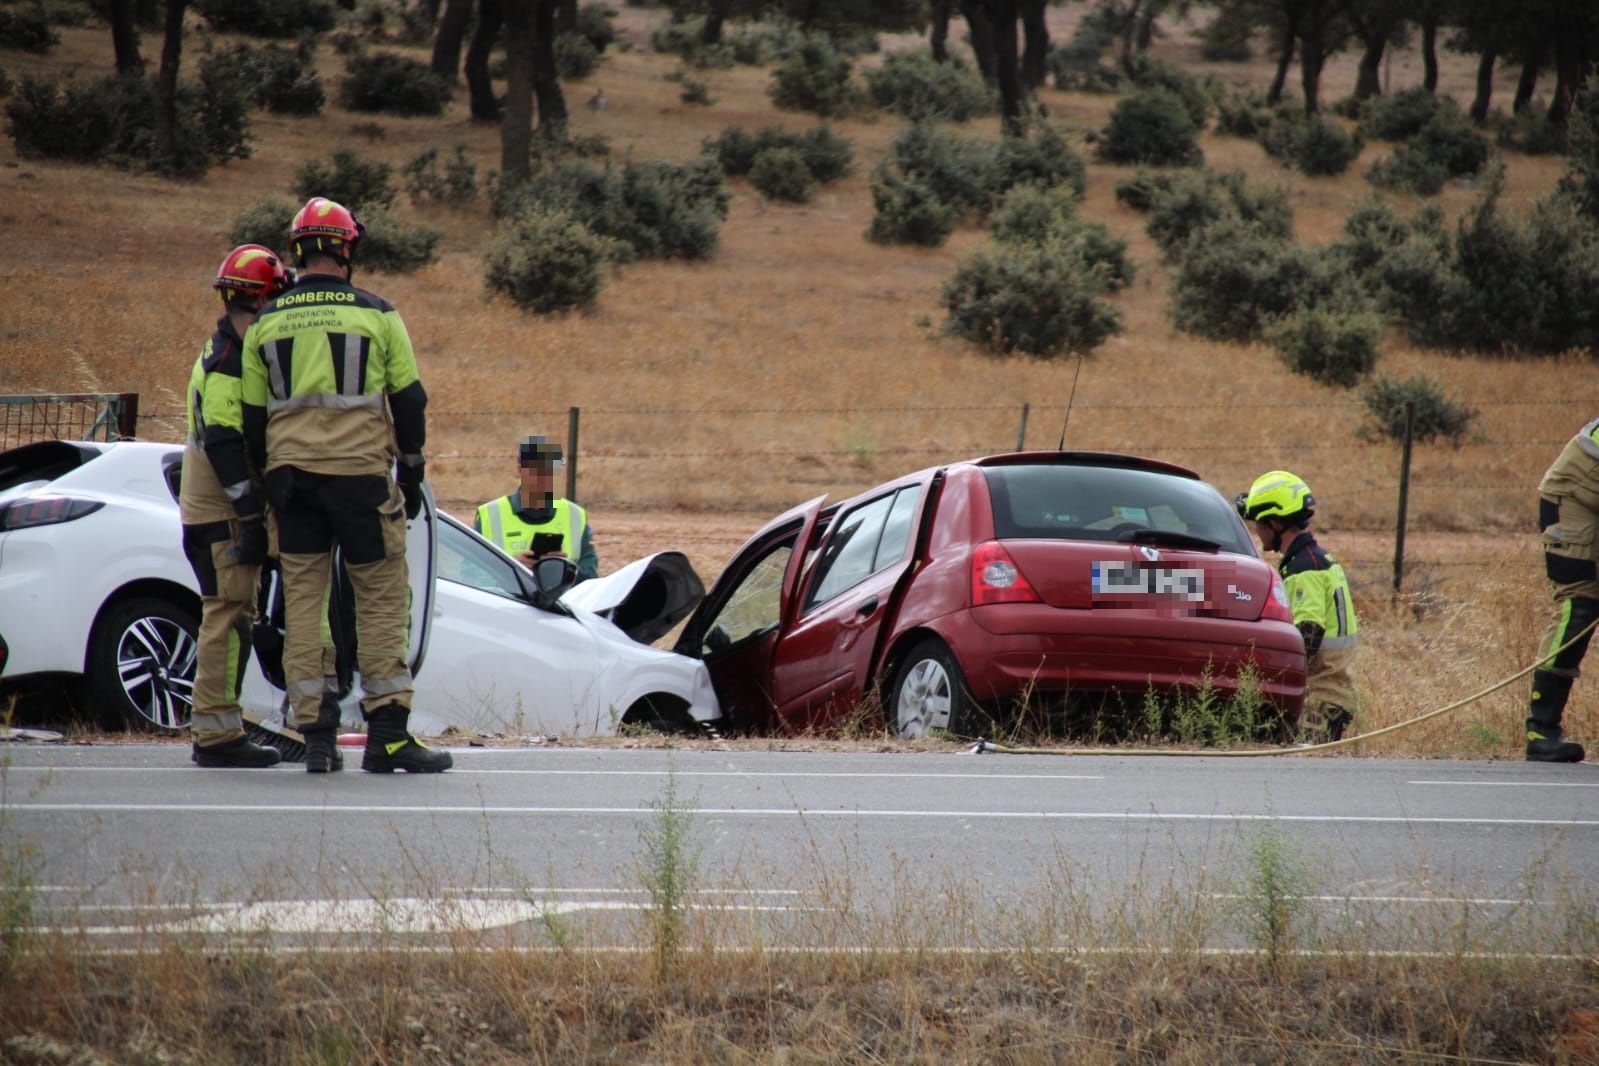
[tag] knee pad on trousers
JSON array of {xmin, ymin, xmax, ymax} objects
[{"xmin": 1549, "ymin": 596, "xmax": 1599, "ymax": 674}]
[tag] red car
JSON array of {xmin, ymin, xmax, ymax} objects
[{"xmin": 676, "ymin": 452, "xmax": 1306, "ymax": 737}]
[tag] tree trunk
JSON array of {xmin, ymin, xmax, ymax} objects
[
  {"xmin": 153, "ymin": 0, "xmax": 185, "ymax": 171},
  {"xmin": 1354, "ymin": 35, "xmax": 1383, "ymax": 99},
  {"xmin": 1547, "ymin": 33, "xmax": 1581, "ymax": 126},
  {"xmin": 465, "ymin": 0, "xmax": 503, "ymax": 121},
  {"xmin": 984, "ymin": 0, "xmax": 1024, "ymax": 133},
  {"xmin": 1020, "ymin": 0, "xmax": 1048, "ymax": 90},
  {"xmin": 431, "ymin": 0, "xmax": 472, "ymax": 80},
  {"xmin": 960, "ymin": 1, "xmax": 996, "ymax": 82},
  {"xmin": 500, "ymin": 0, "xmax": 534, "ymax": 188},
  {"xmin": 1469, "ymin": 46, "xmax": 1495, "ymax": 123},
  {"xmin": 701, "ymin": 0, "xmax": 727, "ymax": 45},
  {"xmin": 930, "ymin": 0, "xmax": 951, "ymax": 61},
  {"xmin": 558, "ymin": 0, "xmax": 576, "ymax": 31},
  {"xmin": 1299, "ymin": 25, "xmax": 1324, "ymax": 114},
  {"xmin": 532, "ymin": 0, "xmax": 568, "ymax": 136},
  {"xmin": 1420, "ymin": 11, "xmax": 1438, "ymax": 93},
  {"xmin": 1514, "ymin": 45, "xmax": 1544, "ymax": 114},
  {"xmin": 110, "ymin": 0, "xmax": 143, "ymax": 73},
  {"xmin": 1267, "ymin": 20, "xmax": 1296, "ymax": 105}
]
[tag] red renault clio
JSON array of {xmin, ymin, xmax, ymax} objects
[{"xmin": 676, "ymin": 452, "xmax": 1307, "ymax": 737}]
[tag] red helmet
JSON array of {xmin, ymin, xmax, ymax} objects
[
  {"xmin": 214, "ymin": 244, "xmax": 290, "ymax": 303},
  {"xmin": 289, "ymin": 197, "xmax": 363, "ymax": 261}
]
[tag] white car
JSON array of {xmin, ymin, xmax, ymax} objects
[{"xmin": 0, "ymin": 440, "xmax": 720, "ymax": 738}]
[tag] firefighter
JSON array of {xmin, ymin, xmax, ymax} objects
[
  {"xmin": 474, "ymin": 435, "xmax": 599, "ymax": 581},
  {"xmin": 181, "ymin": 245, "xmax": 291, "ymax": 768},
  {"xmin": 1237, "ymin": 471, "xmax": 1359, "ymax": 742},
  {"xmin": 241, "ymin": 197, "xmax": 450, "ymax": 775},
  {"xmin": 1526, "ymin": 420, "xmax": 1597, "ymax": 763}
]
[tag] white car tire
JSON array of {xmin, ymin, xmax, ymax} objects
[{"xmin": 88, "ymin": 597, "xmax": 198, "ymax": 732}]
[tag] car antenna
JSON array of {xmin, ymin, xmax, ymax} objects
[{"xmin": 1056, "ymin": 352, "xmax": 1085, "ymax": 451}]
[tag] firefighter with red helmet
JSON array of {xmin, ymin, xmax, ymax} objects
[
  {"xmin": 241, "ymin": 197, "xmax": 449, "ymax": 775},
  {"xmin": 182, "ymin": 245, "xmax": 292, "ymax": 768}
]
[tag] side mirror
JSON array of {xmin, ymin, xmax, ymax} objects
[{"xmin": 529, "ymin": 555, "xmax": 580, "ymax": 608}]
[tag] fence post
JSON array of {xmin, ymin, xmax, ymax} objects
[
  {"xmin": 114, "ymin": 392, "xmax": 139, "ymax": 441},
  {"xmin": 1014, "ymin": 402, "xmax": 1030, "ymax": 452},
  {"xmin": 1392, "ymin": 400, "xmax": 1415, "ymax": 592},
  {"xmin": 566, "ymin": 404, "xmax": 580, "ymax": 503}
]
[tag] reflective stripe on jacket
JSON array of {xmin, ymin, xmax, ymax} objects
[
  {"xmin": 1279, "ymin": 532, "xmax": 1359, "ymax": 651},
  {"xmin": 478, "ymin": 495, "xmax": 586, "ymax": 560}
]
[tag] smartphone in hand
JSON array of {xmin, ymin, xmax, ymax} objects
[{"xmin": 531, "ymin": 531, "xmax": 564, "ymax": 556}]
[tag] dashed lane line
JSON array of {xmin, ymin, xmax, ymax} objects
[{"xmin": 0, "ymin": 767, "xmax": 1105, "ymax": 781}]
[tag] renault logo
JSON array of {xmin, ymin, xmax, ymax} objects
[{"xmin": 1138, "ymin": 546, "xmax": 1159, "ymax": 561}]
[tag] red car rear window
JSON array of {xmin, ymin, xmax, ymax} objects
[{"xmin": 983, "ymin": 464, "xmax": 1254, "ymax": 554}]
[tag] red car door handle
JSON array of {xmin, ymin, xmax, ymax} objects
[{"xmin": 856, "ymin": 595, "xmax": 879, "ymax": 617}]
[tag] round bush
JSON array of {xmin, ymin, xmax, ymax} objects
[
  {"xmin": 1358, "ymin": 87, "xmax": 1443, "ymax": 142},
  {"xmin": 941, "ymin": 242, "xmax": 1123, "ymax": 357},
  {"xmin": 1097, "ymin": 88, "xmax": 1202, "ymax": 167},
  {"xmin": 352, "ymin": 209, "xmax": 440, "ymax": 273},
  {"xmin": 576, "ymin": 2, "xmax": 617, "ymax": 53},
  {"xmin": 1361, "ymin": 375, "xmax": 1476, "ymax": 444},
  {"xmin": 229, "ymin": 198, "xmax": 296, "ymax": 256},
  {"xmin": 884, "ymin": 122, "xmax": 997, "ymax": 215},
  {"xmin": 294, "ymin": 148, "xmax": 396, "ymax": 211},
  {"xmin": 864, "ymin": 49, "xmax": 991, "ymax": 122},
  {"xmin": 1169, "ymin": 222, "xmax": 1345, "ymax": 341},
  {"xmin": 705, "ymin": 124, "xmax": 852, "ymax": 184},
  {"xmin": 0, "ymin": 7, "xmax": 57, "ymax": 52},
  {"xmin": 995, "ymin": 124, "xmax": 1088, "ymax": 201},
  {"xmin": 1266, "ymin": 307, "xmax": 1382, "ymax": 387},
  {"xmin": 1145, "ymin": 169, "xmax": 1292, "ymax": 260},
  {"xmin": 1262, "ymin": 114, "xmax": 1362, "ymax": 176},
  {"xmin": 555, "ymin": 33, "xmax": 599, "ymax": 80},
  {"xmin": 989, "ymin": 184, "xmax": 1077, "ymax": 246},
  {"xmin": 1125, "ymin": 57, "xmax": 1210, "ymax": 130},
  {"xmin": 339, "ymin": 52, "xmax": 451, "ymax": 116},
  {"xmin": 768, "ymin": 35, "xmax": 854, "ymax": 117},
  {"xmin": 485, "ymin": 207, "xmax": 611, "ymax": 313},
  {"xmin": 866, "ymin": 169, "xmax": 954, "ymax": 246},
  {"xmin": 1114, "ymin": 170, "xmax": 1176, "ymax": 212},
  {"xmin": 749, "ymin": 146, "xmax": 815, "ymax": 202}
]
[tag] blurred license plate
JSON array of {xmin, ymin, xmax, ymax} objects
[{"xmin": 1092, "ymin": 562, "xmax": 1204, "ymax": 601}]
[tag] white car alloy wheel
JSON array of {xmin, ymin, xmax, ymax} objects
[{"xmin": 117, "ymin": 615, "xmax": 197, "ymax": 729}]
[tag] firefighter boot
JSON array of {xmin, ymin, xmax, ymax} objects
[
  {"xmin": 362, "ymin": 702, "xmax": 452, "ymax": 774},
  {"xmin": 1527, "ymin": 670, "xmax": 1585, "ymax": 763},
  {"xmin": 192, "ymin": 735, "xmax": 282, "ymax": 769},
  {"xmin": 303, "ymin": 692, "xmax": 345, "ymax": 774}
]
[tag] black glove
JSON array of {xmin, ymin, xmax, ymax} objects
[
  {"xmin": 234, "ymin": 518, "xmax": 268, "ymax": 567},
  {"xmin": 1296, "ymin": 620, "xmax": 1325, "ymax": 658},
  {"xmin": 396, "ymin": 462, "xmax": 425, "ymax": 520}
]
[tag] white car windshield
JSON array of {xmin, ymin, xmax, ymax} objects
[{"xmin": 438, "ymin": 520, "xmax": 526, "ymax": 601}]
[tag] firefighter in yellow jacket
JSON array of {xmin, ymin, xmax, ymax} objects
[
  {"xmin": 474, "ymin": 435, "xmax": 598, "ymax": 581},
  {"xmin": 1238, "ymin": 471, "xmax": 1359, "ymax": 742},
  {"xmin": 241, "ymin": 197, "xmax": 450, "ymax": 775},
  {"xmin": 181, "ymin": 245, "xmax": 291, "ymax": 768},
  {"xmin": 1526, "ymin": 419, "xmax": 1597, "ymax": 763}
]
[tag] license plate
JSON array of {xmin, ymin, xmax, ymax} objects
[{"xmin": 1092, "ymin": 562, "xmax": 1205, "ymax": 601}]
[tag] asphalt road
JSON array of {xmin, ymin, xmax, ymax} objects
[{"xmin": 3, "ymin": 744, "xmax": 1596, "ymax": 951}]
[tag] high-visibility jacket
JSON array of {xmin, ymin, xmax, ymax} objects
[
  {"xmin": 180, "ymin": 315, "xmax": 258, "ymax": 526},
  {"xmin": 477, "ymin": 495, "xmax": 587, "ymax": 561},
  {"xmin": 1279, "ymin": 531, "xmax": 1358, "ymax": 655},
  {"xmin": 240, "ymin": 276, "xmax": 426, "ymax": 478}
]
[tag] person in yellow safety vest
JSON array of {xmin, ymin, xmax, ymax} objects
[
  {"xmin": 242, "ymin": 197, "xmax": 450, "ymax": 776},
  {"xmin": 1525, "ymin": 419, "xmax": 1598, "ymax": 763},
  {"xmin": 474, "ymin": 435, "xmax": 599, "ymax": 582},
  {"xmin": 1237, "ymin": 471, "xmax": 1359, "ymax": 742},
  {"xmin": 180, "ymin": 245, "xmax": 293, "ymax": 769}
]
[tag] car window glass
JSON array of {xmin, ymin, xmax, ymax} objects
[
  {"xmin": 705, "ymin": 542, "xmax": 792, "ymax": 650},
  {"xmin": 873, "ymin": 487, "xmax": 919, "ymax": 571},
  {"xmin": 438, "ymin": 521, "xmax": 526, "ymax": 601},
  {"xmin": 806, "ymin": 493, "xmax": 896, "ymax": 609},
  {"xmin": 983, "ymin": 464, "xmax": 1254, "ymax": 555}
]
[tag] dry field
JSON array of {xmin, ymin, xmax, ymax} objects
[{"xmin": 0, "ymin": 7, "xmax": 1592, "ymax": 754}]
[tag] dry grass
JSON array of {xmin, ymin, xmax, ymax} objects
[{"xmin": 0, "ymin": 8, "xmax": 1591, "ymax": 756}]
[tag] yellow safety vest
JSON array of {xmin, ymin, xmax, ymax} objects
[{"xmin": 477, "ymin": 495, "xmax": 586, "ymax": 558}]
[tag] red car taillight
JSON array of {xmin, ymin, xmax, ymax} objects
[
  {"xmin": 971, "ymin": 540, "xmax": 1041, "ymax": 606},
  {"xmin": 0, "ymin": 495, "xmax": 104, "ymax": 531},
  {"xmin": 1260, "ymin": 569, "xmax": 1294, "ymax": 623}
]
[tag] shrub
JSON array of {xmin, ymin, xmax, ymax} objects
[
  {"xmin": 1366, "ymin": 148, "xmax": 1448, "ymax": 195},
  {"xmin": 1097, "ymin": 88, "xmax": 1202, "ymax": 166},
  {"xmin": 705, "ymin": 124, "xmax": 852, "ymax": 183},
  {"xmin": 1358, "ymin": 87, "xmax": 1443, "ymax": 142},
  {"xmin": 749, "ymin": 146, "xmax": 814, "ymax": 202},
  {"xmin": 339, "ymin": 52, "xmax": 451, "ymax": 116},
  {"xmin": 995, "ymin": 123, "xmax": 1087, "ymax": 200},
  {"xmin": 293, "ymin": 148, "xmax": 396, "ymax": 210},
  {"xmin": 679, "ymin": 76, "xmax": 712, "ymax": 105},
  {"xmin": 864, "ymin": 49, "xmax": 990, "ymax": 122},
  {"xmin": 1113, "ymin": 170, "xmax": 1176, "ymax": 212},
  {"xmin": 1266, "ymin": 307, "xmax": 1382, "ymax": 387},
  {"xmin": 1125, "ymin": 56, "xmax": 1211, "ymax": 130},
  {"xmin": 1495, "ymin": 111, "xmax": 1569, "ymax": 157},
  {"xmin": 485, "ymin": 207, "xmax": 611, "ymax": 313},
  {"xmin": 1198, "ymin": 5, "xmax": 1253, "ymax": 61},
  {"xmin": 503, "ymin": 155, "xmax": 729, "ymax": 261},
  {"xmin": 1214, "ymin": 89, "xmax": 1278, "ymax": 138},
  {"xmin": 1368, "ymin": 109, "xmax": 1490, "ymax": 194},
  {"xmin": 193, "ymin": 50, "xmax": 254, "ymax": 165},
  {"xmin": 768, "ymin": 34, "xmax": 854, "ymax": 117},
  {"xmin": 1058, "ymin": 218, "xmax": 1136, "ymax": 291},
  {"xmin": 576, "ymin": 2, "xmax": 617, "ymax": 53},
  {"xmin": 226, "ymin": 42, "xmax": 324, "ymax": 115},
  {"xmin": 1169, "ymin": 222, "xmax": 1347, "ymax": 341},
  {"xmin": 865, "ymin": 169, "xmax": 954, "ymax": 246},
  {"xmin": 229, "ymin": 198, "xmax": 296, "ymax": 256},
  {"xmin": 6, "ymin": 74, "xmax": 120, "ymax": 161},
  {"xmin": 355, "ymin": 208, "xmax": 441, "ymax": 272},
  {"xmin": 1145, "ymin": 169, "xmax": 1292, "ymax": 260},
  {"xmin": 401, "ymin": 145, "xmax": 477, "ymax": 205},
  {"xmin": 883, "ymin": 122, "xmax": 996, "ymax": 214},
  {"xmin": 1047, "ymin": 21, "xmax": 1121, "ymax": 92},
  {"xmin": 1361, "ymin": 375, "xmax": 1476, "ymax": 444},
  {"xmin": 193, "ymin": 0, "xmax": 335, "ymax": 37},
  {"xmin": 990, "ymin": 183, "xmax": 1076, "ymax": 245},
  {"xmin": 0, "ymin": 7, "xmax": 57, "ymax": 52},
  {"xmin": 941, "ymin": 241, "xmax": 1123, "ymax": 357},
  {"xmin": 1561, "ymin": 109, "xmax": 1599, "ymax": 223},
  {"xmin": 1261, "ymin": 113, "xmax": 1362, "ymax": 176},
  {"xmin": 555, "ymin": 32, "xmax": 599, "ymax": 80}
]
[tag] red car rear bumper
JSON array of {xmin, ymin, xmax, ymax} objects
[{"xmin": 933, "ymin": 605, "xmax": 1307, "ymax": 713}]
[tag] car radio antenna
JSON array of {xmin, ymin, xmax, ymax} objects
[{"xmin": 1056, "ymin": 351, "xmax": 1085, "ymax": 451}]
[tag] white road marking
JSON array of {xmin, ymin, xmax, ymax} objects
[
  {"xmin": 0, "ymin": 766, "xmax": 1104, "ymax": 781},
  {"xmin": 1206, "ymin": 893, "xmax": 1555, "ymax": 907},
  {"xmin": 8, "ymin": 803, "xmax": 1599, "ymax": 827},
  {"xmin": 1408, "ymin": 779, "xmax": 1599, "ymax": 788}
]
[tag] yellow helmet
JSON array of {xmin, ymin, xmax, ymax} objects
[{"xmin": 1237, "ymin": 470, "xmax": 1314, "ymax": 523}]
